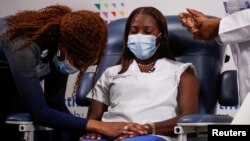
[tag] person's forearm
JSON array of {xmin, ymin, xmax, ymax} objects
[
  {"xmin": 86, "ymin": 119, "xmax": 102, "ymax": 133},
  {"xmin": 149, "ymin": 116, "xmax": 181, "ymax": 136},
  {"xmin": 87, "ymin": 100, "xmax": 107, "ymax": 120},
  {"xmin": 208, "ymin": 18, "xmax": 221, "ymax": 39}
]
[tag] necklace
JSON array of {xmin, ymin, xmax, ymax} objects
[{"xmin": 137, "ymin": 61, "xmax": 156, "ymax": 67}]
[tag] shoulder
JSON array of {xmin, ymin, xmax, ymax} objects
[
  {"xmin": 0, "ymin": 17, "xmax": 7, "ymax": 35},
  {"xmin": 2, "ymin": 36, "xmax": 42, "ymax": 70},
  {"xmin": 0, "ymin": 18, "xmax": 7, "ymax": 48},
  {"xmin": 159, "ymin": 58, "xmax": 194, "ymax": 72},
  {"xmin": 3, "ymin": 38, "xmax": 41, "ymax": 56},
  {"xmin": 105, "ymin": 64, "xmax": 121, "ymax": 72},
  {"xmin": 158, "ymin": 58, "xmax": 196, "ymax": 81},
  {"xmin": 101, "ymin": 64, "xmax": 122, "ymax": 77}
]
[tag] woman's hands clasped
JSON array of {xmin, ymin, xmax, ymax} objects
[{"xmin": 85, "ymin": 120, "xmax": 150, "ymax": 140}]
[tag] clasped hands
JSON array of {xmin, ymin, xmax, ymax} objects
[
  {"xmin": 179, "ymin": 8, "xmax": 221, "ymax": 40},
  {"xmin": 82, "ymin": 122, "xmax": 152, "ymax": 141}
]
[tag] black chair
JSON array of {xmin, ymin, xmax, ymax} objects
[{"xmin": 76, "ymin": 15, "xmax": 238, "ymax": 141}]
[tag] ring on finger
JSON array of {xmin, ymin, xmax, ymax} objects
[{"xmin": 123, "ymin": 125, "xmax": 129, "ymax": 131}]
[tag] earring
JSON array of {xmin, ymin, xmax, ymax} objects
[{"xmin": 56, "ymin": 49, "xmax": 61, "ymax": 57}]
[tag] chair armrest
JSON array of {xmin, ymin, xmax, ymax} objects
[
  {"xmin": 219, "ymin": 70, "xmax": 238, "ymax": 106},
  {"xmin": 6, "ymin": 113, "xmax": 52, "ymax": 132},
  {"xmin": 174, "ymin": 114, "xmax": 233, "ymax": 135},
  {"xmin": 6, "ymin": 113, "xmax": 32, "ymax": 124},
  {"xmin": 177, "ymin": 114, "xmax": 233, "ymax": 124}
]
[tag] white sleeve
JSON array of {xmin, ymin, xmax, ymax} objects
[
  {"xmin": 86, "ymin": 69, "xmax": 110, "ymax": 106},
  {"xmin": 176, "ymin": 63, "xmax": 195, "ymax": 84},
  {"xmin": 219, "ymin": 9, "xmax": 250, "ymax": 44}
]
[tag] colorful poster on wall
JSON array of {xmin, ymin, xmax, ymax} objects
[{"xmin": 93, "ymin": 0, "xmax": 125, "ymax": 23}]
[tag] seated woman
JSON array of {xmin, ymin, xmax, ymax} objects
[{"xmin": 85, "ymin": 7, "xmax": 199, "ymax": 141}]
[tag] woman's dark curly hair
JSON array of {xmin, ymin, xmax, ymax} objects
[
  {"xmin": 60, "ymin": 10, "xmax": 108, "ymax": 93},
  {"xmin": 4, "ymin": 5, "xmax": 108, "ymax": 94},
  {"xmin": 5, "ymin": 5, "xmax": 71, "ymax": 50}
]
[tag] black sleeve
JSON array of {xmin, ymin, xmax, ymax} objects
[{"xmin": 2, "ymin": 38, "xmax": 88, "ymax": 133}]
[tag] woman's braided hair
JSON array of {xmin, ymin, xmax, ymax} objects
[{"xmin": 4, "ymin": 5, "xmax": 108, "ymax": 94}]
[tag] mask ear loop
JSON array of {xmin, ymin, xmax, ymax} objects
[
  {"xmin": 64, "ymin": 48, "xmax": 78, "ymax": 70},
  {"xmin": 57, "ymin": 49, "xmax": 61, "ymax": 57},
  {"xmin": 156, "ymin": 32, "xmax": 162, "ymax": 47},
  {"xmin": 156, "ymin": 32, "xmax": 162, "ymax": 39},
  {"xmin": 56, "ymin": 48, "xmax": 67, "ymax": 61},
  {"xmin": 64, "ymin": 48, "xmax": 67, "ymax": 60}
]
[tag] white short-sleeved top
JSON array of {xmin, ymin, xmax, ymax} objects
[{"xmin": 87, "ymin": 58, "xmax": 193, "ymax": 124}]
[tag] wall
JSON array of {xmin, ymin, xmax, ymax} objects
[
  {"xmin": 0, "ymin": 0, "xmax": 238, "ymax": 117},
  {"xmin": 1, "ymin": 0, "xmax": 226, "ymax": 18}
]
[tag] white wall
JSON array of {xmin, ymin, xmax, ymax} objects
[
  {"xmin": 0, "ymin": 0, "xmax": 237, "ymax": 117},
  {"xmin": 0, "ymin": 0, "xmax": 226, "ymax": 17}
]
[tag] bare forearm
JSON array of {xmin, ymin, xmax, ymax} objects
[
  {"xmin": 87, "ymin": 100, "xmax": 107, "ymax": 120},
  {"xmin": 86, "ymin": 119, "xmax": 102, "ymax": 133},
  {"xmin": 149, "ymin": 116, "xmax": 183, "ymax": 136}
]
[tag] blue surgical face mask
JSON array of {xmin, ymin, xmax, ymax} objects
[
  {"xmin": 53, "ymin": 49, "xmax": 79, "ymax": 74},
  {"xmin": 127, "ymin": 33, "xmax": 161, "ymax": 60}
]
